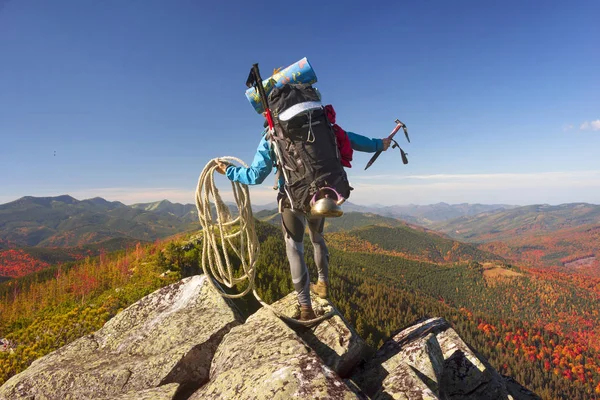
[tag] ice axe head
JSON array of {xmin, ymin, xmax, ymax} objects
[
  {"xmin": 246, "ymin": 64, "xmax": 260, "ymax": 88},
  {"xmin": 394, "ymin": 119, "xmax": 410, "ymax": 143}
]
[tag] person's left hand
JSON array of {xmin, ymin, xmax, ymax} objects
[
  {"xmin": 215, "ymin": 161, "xmax": 228, "ymax": 175},
  {"xmin": 382, "ymin": 138, "xmax": 391, "ymax": 151}
]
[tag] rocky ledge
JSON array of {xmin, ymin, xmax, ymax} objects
[{"xmin": 0, "ymin": 276, "xmax": 540, "ymax": 400}]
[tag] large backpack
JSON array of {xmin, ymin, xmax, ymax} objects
[{"xmin": 267, "ymin": 83, "xmax": 351, "ymax": 212}]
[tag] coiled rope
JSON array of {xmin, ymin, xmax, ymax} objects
[{"xmin": 195, "ymin": 157, "xmax": 333, "ymax": 326}]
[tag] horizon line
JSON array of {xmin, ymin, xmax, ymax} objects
[{"xmin": 3, "ymin": 193, "xmax": 600, "ymax": 209}]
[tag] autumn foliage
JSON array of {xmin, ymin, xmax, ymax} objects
[
  {"xmin": 0, "ymin": 250, "xmax": 49, "ymax": 278},
  {"xmin": 0, "ymin": 241, "xmax": 179, "ymax": 385}
]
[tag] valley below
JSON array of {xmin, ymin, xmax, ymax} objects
[{"xmin": 1, "ymin": 196, "xmax": 600, "ymax": 398}]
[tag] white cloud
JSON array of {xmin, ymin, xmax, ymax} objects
[
  {"xmin": 2, "ymin": 171, "xmax": 599, "ymax": 207},
  {"xmin": 563, "ymin": 124, "xmax": 574, "ymax": 131},
  {"xmin": 66, "ymin": 185, "xmax": 278, "ymax": 206},
  {"xmin": 0, "ymin": 180, "xmax": 277, "ymax": 207},
  {"xmin": 347, "ymin": 171, "xmax": 600, "ymax": 205},
  {"xmin": 580, "ymin": 119, "xmax": 600, "ymax": 131},
  {"xmin": 353, "ymin": 171, "xmax": 600, "ymax": 182}
]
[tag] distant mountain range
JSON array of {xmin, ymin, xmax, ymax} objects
[
  {"xmin": 0, "ymin": 195, "xmax": 198, "ymax": 248},
  {"xmin": 254, "ymin": 209, "xmax": 408, "ymax": 232},
  {"xmin": 0, "ymin": 195, "xmax": 518, "ymax": 278},
  {"xmin": 130, "ymin": 200, "xmax": 198, "ymax": 222},
  {"xmin": 433, "ymin": 203, "xmax": 600, "ymax": 242},
  {"xmin": 340, "ymin": 202, "xmax": 518, "ymax": 225},
  {"xmin": 433, "ymin": 203, "xmax": 600, "ymax": 271},
  {"xmin": 3, "ymin": 195, "xmax": 598, "ymax": 277},
  {"xmin": 0, "ymin": 196, "xmax": 517, "ymax": 249},
  {"xmin": 253, "ymin": 201, "xmax": 517, "ymax": 226}
]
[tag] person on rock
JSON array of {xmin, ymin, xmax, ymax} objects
[{"xmin": 217, "ymin": 100, "xmax": 390, "ymax": 321}]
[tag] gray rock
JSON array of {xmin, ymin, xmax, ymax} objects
[
  {"xmin": 437, "ymin": 327, "xmax": 508, "ymax": 399},
  {"xmin": 352, "ymin": 317, "xmax": 450, "ymax": 397},
  {"xmin": 0, "ymin": 275, "xmax": 241, "ymax": 400},
  {"xmin": 191, "ymin": 305, "xmax": 359, "ymax": 399},
  {"xmin": 106, "ymin": 383, "xmax": 179, "ymax": 400},
  {"xmin": 351, "ymin": 317, "xmax": 538, "ymax": 400},
  {"xmin": 372, "ymin": 362, "xmax": 438, "ymax": 400},
  {"xmin": 503, "ymin": 376, "xmax": 542, "ymax": 400},
  {"xmin": 269, "ymin": 292, "xmax": 368, "ymax": 378}
]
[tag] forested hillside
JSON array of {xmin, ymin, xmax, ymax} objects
[
  {"xmin": 255, "ymin": 209, "xmax": 407, "ymax": 232},
  {"xmin": 434, "ymin": 203, "xmax": 600, "ymax": 242},
  {"xmin": 1, "ymin": 220, "xmax": 599, "ymax": 398},
  {"xmin": 433, "ymin": 203, "xmax": 600, "ymax": 277},
  {"xmin": 0, "ymin": 241, "xmax": 181, "ymax": 385},
  {"xmin": 334, "ymin": 225, "xmax": 504, "ymax": 264},
  {"xmin": 0, "ymin": 195, "xmax": 201, "ymax": 279},
  {"xmin": 0, "ymin": 238, "xmax": 144, "ymax": 278},
  {"xmin": 479, "ymin": 224, "xmax": 600, "ymax": 276}
]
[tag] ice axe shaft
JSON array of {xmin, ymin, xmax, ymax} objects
[
  {"xmin": 364, "ymin": 151, "xmax": 382, "ymax": 170},
  {"xmin": 364, "ymin": 119, "xmax": 407, "ymax": 170}
]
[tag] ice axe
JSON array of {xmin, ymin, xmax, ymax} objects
[{"xmin": 364, "ymin": 119, "xmax": 410, "ymax": 170}]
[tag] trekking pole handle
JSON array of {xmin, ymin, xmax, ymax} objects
[{"xmin": 251, "ymin": 64, "xmax": 275, "ymax": 130}]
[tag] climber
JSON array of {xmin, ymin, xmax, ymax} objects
[{"xmin": 216, "ymin": 86, "xmax": 390, "ymax": 321}]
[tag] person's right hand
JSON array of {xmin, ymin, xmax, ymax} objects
[
  {"xmin": 382, "ymin": 138, "xmax": 392, "ymax": 151},
  {"xmin": 215, "ymin": 161, "xmax": 228, "ymax": 175}
]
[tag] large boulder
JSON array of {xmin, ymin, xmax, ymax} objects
[
  {"xmin": 351, "ymin": 317, "xmax": 540, "ymax": 400},
  {"xmin": 191, "ymin": 301, "xmax": 359, "ymax": 399},
  {"xmin": 503, "ymin": 376, "xmax": 543, "ymax": 400},
  {"xmin": 0, "ymin": 275, "xmax": 241, "ymax": 400},
  {"xmin": 269, "ymin": 292, "xmax": 367, "ymax": 378}
]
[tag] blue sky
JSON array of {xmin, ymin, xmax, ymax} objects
[{"xmin": 1, "ymin": 0, "xmax": 598, "ymax": 206}]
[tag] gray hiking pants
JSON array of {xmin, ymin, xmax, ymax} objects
[{"xmin": 281, "ymin": 208, "xmax": 329, "ymax": 307}]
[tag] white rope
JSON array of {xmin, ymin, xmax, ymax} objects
[{"xmin": 195, "ymin": 157, "xmax": 333, "ymax": 326}]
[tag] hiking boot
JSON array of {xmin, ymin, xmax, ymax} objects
[
  {"xmin": 300, "ymin": 305, "xmax": 317, "ymax": 321},
  {"xmin": 311, "ymin": 280, "xmax": 328, "ymax": 299}
]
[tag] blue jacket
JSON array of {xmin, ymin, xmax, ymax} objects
[{"xmin": 226, "ymin": 130, "xmax": 383, "ymax": 186}]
